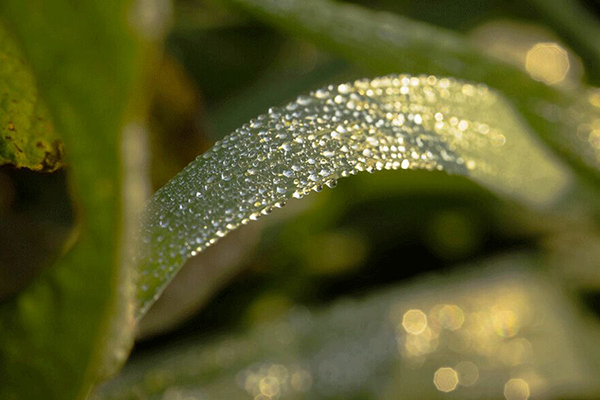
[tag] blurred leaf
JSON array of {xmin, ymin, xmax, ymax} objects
[
  {"xmin": 229, "ymin": 0, "xmax": 600, "ymax": 188},
  {"xmin": 174, "ymin": 0, "xmax": 247, "ymax": 31},
  {"xmin": 0, "ymin": 24, "xmax": 63, "ymax": 172},
  {"xmin": 0, "ymin": 1, "xmax": 168, "ymax": 398},
  {"xmin": 545, "ymin": 229, "xmax": 600, "ymax": 290},
  {"xmin": 346, "ymin": 0, "xmax": 538, "ymax": 33},
  {"xmin": 98, "ymin": 253, "xmax": 600, "ymax": 399},
  {"xmin": 136, "ymin": 74, "xmax": 570, "ymax": 319}
]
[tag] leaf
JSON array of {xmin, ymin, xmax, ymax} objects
[
  {"xmin": 229, "ymin": 0, "xmax": 600, "ymax": 188},
  {"xmin": 136, "ymin": 74, "xmax": 570, "ymax": 318},
  {"xmin": 99, "ymin": 253, "xmax": 600, "ymax": 399},
  {"xmin": 0, "ymin": 24, "xmax": 63, "ymax": 171},
  {"xmin": 0, "ymin": 1, "xmax": 168, "ymax": 398}
]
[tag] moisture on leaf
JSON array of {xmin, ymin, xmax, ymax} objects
[{"xmin": 136, "ymin": 74, "xmax": 569, "ymax": 317}]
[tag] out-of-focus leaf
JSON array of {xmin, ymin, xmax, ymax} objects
[
  {"xmin": 0, "ymin": 1, "xmax": 169, "ymax": 398},
  {"xmin": 174, "ymin": 0, "xmax": 247, "ymax": 31},
  {"xmin": 97, "ymin": 253, "xmax": 600, "ymax": 399},
  {"xmin": 229, "ymin": 0, "xmax": 600, "ymax": 188},
  {"xmin": 0, "ymin": 24, "xmax": 63, "ymax": 172},
  {"xmin": 545, "ymin": 230, "xmax": 600, "ymax": 290},
  {"xmin": 136, "ymin": 74, "xmax": 570, "ymax": 318}
]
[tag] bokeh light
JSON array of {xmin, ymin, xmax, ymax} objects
[
  {"xmin": 455, "ymin": 361, "xmax": 479, "ymax": 386},
  {"xmin": 439, "ymin": 304, "xmax": 465, "ymax": 331},
  {"xmin": 434, "ymin": 367, "xmax": 459, "ymax": 392},
  {"xmin": 504, "ymin": 378, "xmax": 530, "ymax": 400},
  {"xmin": 492, "ymin": 306, "xmax": 520, "ymax": 338},
  {"xmin": 402, "ymin": 309, "xmax": 428, "ymax": 334},
  {"xmin": 525, "ymin": 43, "xmax": 570, "ymax": 85}
]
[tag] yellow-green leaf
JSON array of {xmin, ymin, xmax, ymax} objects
[{"xmin": 0, "ymin": 24, "xmax": 63, "ymax": 171}]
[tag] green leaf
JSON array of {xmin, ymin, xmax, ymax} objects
[
  {"xmin": 0, "ymin": 24, "xmax": 63, "ymax": 172},
  {"xmin": 136, "ymin": 74, "xmax": 570, "ymax": 318},
  {"xmin": 100, "ymin": 253, "xmax": 600, "ymax": 399},
  {"xmin": 0, "ymin": 1, "xmax": 168, "ymax": 398},
  {"xmin": 228, "ymin": 0, "xmax": 600, "ymax": 188}
]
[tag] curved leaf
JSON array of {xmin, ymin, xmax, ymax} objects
[
  {"xmin": 0, "ymin": 1, "xmax": 168, "ymax": 398},
  {"xmin": 229, "ymin": 0, "xmax": 600, "ymax": 188},
  {"xmin": 136, "ymin": 74, "xmax": 569, "ymax": 317}
]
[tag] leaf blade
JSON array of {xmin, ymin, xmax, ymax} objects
[
  {"xmin": 0, "ymin": 24, "xmax": 63, "ymax": 171},
  {"xmin": 0, "ymin": 1, "xmax": 166, "ymax": 398},
  {"xmin": 136, "ymin": 74, "xmax": 570, "ymax": 318}
]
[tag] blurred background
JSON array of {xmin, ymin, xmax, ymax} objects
[{"xmin": 3, "ymin": 0, "xmax": 600, "ymax": 398}]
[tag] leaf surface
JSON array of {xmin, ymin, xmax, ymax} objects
[
  {"xmin": 136, "ymin": 74, "xmax": 569, "ymax": 317},
  {"xmin": 0, "ymin": 24, "xmax": 63, "ymax": 171}
]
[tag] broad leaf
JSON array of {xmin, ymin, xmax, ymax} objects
[
  {"xmin": 136, "ymin": 74, "xmax": 570, "ymax": 317},
  {"xmin": 0, "ymin": 1, "xmax": 168, "ymax": 398}
]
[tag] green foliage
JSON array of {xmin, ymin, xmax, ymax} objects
[
  {"xmin": 1, "ymin": 0, "xmax": 600, "ymax": 399},
  {"xmin": 135, "ymin": 74, "xmax": 572, "ymax": 318},
  {"xmin": 0, "ymin": 1, "xmax": 166, "ymax": 398}
]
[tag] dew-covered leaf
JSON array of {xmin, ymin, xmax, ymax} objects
[
  {"xmin": 136, "ymin": 74, "xmax": 569, "ymax": 317},
  {"xmin": 229, "ymin": 0, "xmax": 600, "ymax": 187},
  {"xmin": 100, "ymin": 253, "xmax": 600, "ymax": 399},
  {"xmin": 0, "ymin": 1, "xmax": 167, "ymax": 398},
  {"xmin": 0, "ymin": 23, "xmax": 63, "ymax": 172}
]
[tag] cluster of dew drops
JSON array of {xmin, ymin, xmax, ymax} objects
[{"xmin": 137, "ymin": 74, "xmax": 491, "ymax": 304}]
